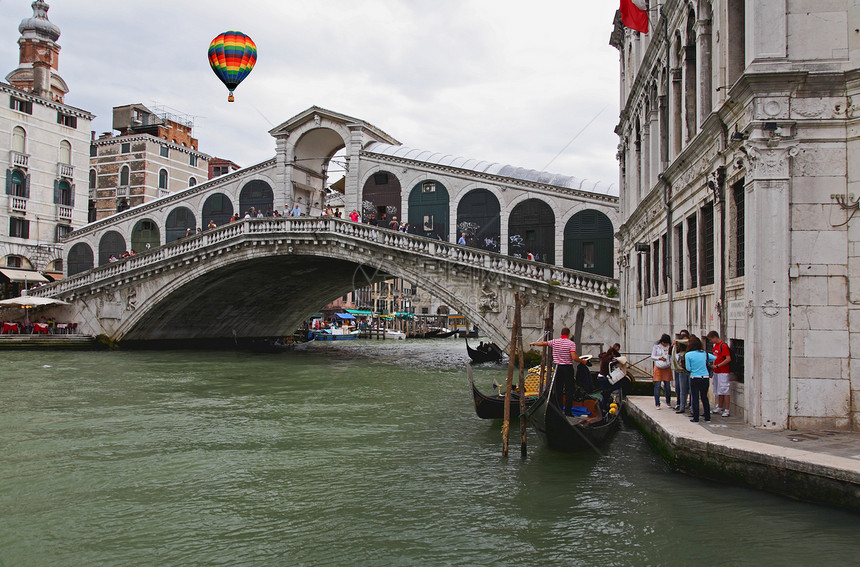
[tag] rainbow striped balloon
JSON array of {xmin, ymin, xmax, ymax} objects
[{"xmin": 208, "ymin": 31, "xmax": 257, "ymax": 102}]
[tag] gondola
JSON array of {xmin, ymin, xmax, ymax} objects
[
  {"xmin": 525, "ymin": 360, "xmax": 623, "ymax": 453},
  {"xmin": 467, "ymin": 363, "xmax": 536, "ymax": 420},
  {"xmin": 465, "ymin": 338, "xmax": 504, "ymax": 363}
]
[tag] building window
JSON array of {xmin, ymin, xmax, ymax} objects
[
  {"xmin": 90, "ymin": 144, "xmax": 97, "ymax": 157},
  {"xmin": 158, "ymin": 169, "xmax": 168, "ymax": 190},
  {"xmin": 10, "ymin": 97, "xmax": 32, "ymax": 114},
  {"xmin": 160, "ymin": 145, "xmax": 169, "ymax": 158},
  {"xmin": 58, "ymin": 180, "xmax": 73, "ymax": 206},
  {"xmin": 734, "ymin": 180, "xmax": 745, "ymax": 278},
  {"xmin": 57, "ymin": 112, "xmax": 77, "ymax": 128},
  {"xmin": 674, "ymin": 224, "xmax": 684, "ymax": 292},
  {"xmin": 421, "ymin": 307, "xmax": 429, "ymax": 314},
  {"xmin": 730, "ymin": 338, "xmax": 744, "ymax": 383},
  {"xmin": 6, "ymin": 255, "xmax": 23, "ymax": 268},
  {"xmin": 701, "ymin": 203, "xmax": 715, "ymax": 286},
  {"xmin": 582, "ymin": 242, "xmax": 595, "ymax": 269},
  {"xmin": 687, "ymin": 215, "xmax": 698, "ymax": 289},
  {"xmin": 9, "ymin": 217, "xmax": 29, "ymax": 239},
  {"xmin": 121, "ymin": 142, "xmax": 131, "ymax": 154},
  {"xmin": 661, "ymin": 233, "xmax": 668, "ymax": 292},
  {"xmin": 652, "ymin": 238, "xmax": 660, "ymax": 296},
  {"xmin": 89, "ymin": 169, "xmax": 96, "ymax": 189},
  {"xmin": 374, "ymin": 173, "xmax": 389, "ymax": 185},
  {"xmin": 9, "ymin": 169, "xmax": 26, "ymax": 197},
  {"xmin": 189, "ymin": 177, "xmax": 197, "ymax": 187},
  {"xmin": 88, "ymin": 200, "xmax": 97, "ymax": 223},
  {"xmin": 643, "ymin": 247, "xmax": 651, "ymax": 300},
  {"xmin": 637, "ymin": 252, "xmax": 643, "ymax": 301},
  {"xmin": 422, "ymin": 181, "xmax": 436, "ymax": 193},
  {"xmin": 190, "ymin": 154, "xmax": 198, "ymax": 166},
  {"xmin": 120, "ymin": 165, "xmax": 129, "ymax": 187},
  {"xmin": 56, "ymin": 224, "xmax": 72, "ymax": 242},
  {"xmin": 12, "ymin": 126, "xmax": 26, "ymax": 154},
  {"xmin": 59, "ymin": 140, "xmax": 72, "ymax": 165}
]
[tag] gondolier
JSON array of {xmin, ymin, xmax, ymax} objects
[{"xmin": 530, "ymin": 327, "xmax": 586, "ymax": 414}]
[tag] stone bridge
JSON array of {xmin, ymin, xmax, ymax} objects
[{"xmin": 31, "ymin": 218, "xmax": 620, "ymax": 348}]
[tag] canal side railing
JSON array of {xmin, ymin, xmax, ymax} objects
[{"xmin": 30, "ymin": 218, "xmax": 619, "ymax": 303}]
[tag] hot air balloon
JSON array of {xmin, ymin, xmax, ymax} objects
[{"xmin": 208, "ymin": 31, "xmax": 257, "ymax": 102}]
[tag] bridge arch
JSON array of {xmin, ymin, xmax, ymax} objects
[
  {"xmin": 201, "ymin": 193, "xmax": 234, "ymax": 227},
  {"xmin": 165, "ymin": 207, "xmax": 197, "ymax": 243},
  {"xmin": 360, "ymin": 168, "xmax": 402, "ymax": 222},
  {"xmin": 563, "ymin": 209, "xmax": 614, "ymax": 277},
  {"xmin": 131, "ymin": 219, "xmax": 160, "ymax": 253},
  {"xmin": 67, "ymin": 242, "xmax": 94, "ymax": 276},
  {"xmin": 456, "ymin": 188, "xmax": 501, "ymax": 252},
  {"xmin": 98, "ymin": 230, "xmax": 126, "ymax": 265},
  {"xmin": 508, "ymin": 197, "xmax": 556, "ymax": 263},
  {"xmin": 239, "ymin": 180, "xmax": 274, "ymax": 217},
  {"xmin": 408, "ymin": 179, "xmax": 450, "ymax": 240}
]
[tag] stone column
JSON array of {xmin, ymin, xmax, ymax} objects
[
  {"xmin": 345, "ymin": 125, "xmax": 364, "ymax": 213},
  {"xmin": 641, "ymin": 119, "xmax": 651, "ymax": 198},
  {"xmin": 274, "ymin": 136, "xmax": 293, "ymax": 213},
  {"xmin": 743, "ymin": 142, "xmax": 798, "ymax": 428},
  {"xmin": 648, "ymin": 105, "xmax": 660, "ymax": 190},
  {"xmin": 695, "ymin": 19, "xmax": 712, "ymax": 128}
]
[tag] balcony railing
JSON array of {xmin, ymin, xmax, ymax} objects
[
  {"xmin": 57, "ymin": 204, "xmax": 73, "ymax": 222},
  {"xmin": 88, "ymin": 187, "xmax": 96, "ymax": 199},
  {"xmin": 10, "ymin": 151, "xmax": 29, "ymax": 169},
  {"xmin": 158, "ymin": 188, "xmax": 170, "ymax": 198},
  {"xmin": 58, "ymin": 163, "xmax": 74, "ymax": 179},
  {"xmin": 116, "ymin": 185, "xmax": 128, "ymax": 198},
  {"xmin": 10, "ymin": 195, "xmax": 26, "ymax": 213}
]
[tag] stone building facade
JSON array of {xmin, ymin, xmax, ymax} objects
[
  {"xmin": 611, "ymin": 0, "xmax": 859, "ymax": 429},
  {"xmin": 0, "ymin": 1, "xmax": 92, "ymax": 292},
  {"xmin": 89, "ymin": 104, "xmax": 210, "ymax": 221}
]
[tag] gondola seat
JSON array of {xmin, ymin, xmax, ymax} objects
[{"xmin": 569, "ymin": 399, "xmax": 604, "ymax": 425}]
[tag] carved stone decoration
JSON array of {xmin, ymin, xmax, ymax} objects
[
  {"xmin": 478, "ymin": 284, "xmax": 500, "ymax": 313},
  {"xmin": 746, "ymin": 300, "xmax": 755, "ymax": 318},
  {"xmin": 755, "ymin": 97, "xmax": 789, "ymax": 120},
  {"xmin": 744, "ymin": 144, "xmax": 798, "ymax": 180},
  {"xmin": 791, "ymin": 97, "xmax": 827, "ymax": 119},
  {"xmin": 126, "ymin": 287, "xmax": 137, "ymax": 311},
  {"xmin": 761, "ymin": 299, "xmax": 779, "ymax": 318}
]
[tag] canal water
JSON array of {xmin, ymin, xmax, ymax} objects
[{"xmin": 0, "ymin": 339, "xmax": 857, "ymax": 566}]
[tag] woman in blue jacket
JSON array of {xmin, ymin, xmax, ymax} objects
[{"xmin": 684, "ymin": 335, "xmax": 716, "ymax": 423}]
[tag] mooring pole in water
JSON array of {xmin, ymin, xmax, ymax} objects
[
  {"xmin": 538, "ymin": 303, "xmax": 554, "ymax": 395},
  {"xmin": 517, "ymin": 298, "xmax": 527, "ymax": 459},
  {"xmin": 502, "ymin": 292, "xmax": 521, "ymax": 457}
]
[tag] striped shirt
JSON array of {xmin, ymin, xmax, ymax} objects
[{"xmin": 547, "ymin": 337, "xmax": 577, "ymax": 365}]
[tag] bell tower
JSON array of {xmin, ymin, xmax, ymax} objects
[{"xmin": 5, "ymin": 1, "xmax": 69, "ymax": 102}]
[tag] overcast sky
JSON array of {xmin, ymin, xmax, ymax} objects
[{"xmin": 1, "ymin": 0, "xmax": 621, "ymax": 192}]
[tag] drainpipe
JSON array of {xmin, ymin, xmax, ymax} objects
[{"xmin": 661, "ymin": 7, "xmax": 674, "ymax": 332}]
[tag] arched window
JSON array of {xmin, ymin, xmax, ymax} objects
[
  {"xmin": 165, "ymin": 206, "xmax": 197, "ymax": 243},
  {"xmin": 12, "ymin": 126, "xmax": 26, "ymax": 154},
  {"xmin": 202, "ymin": 193, "xmax": 234, "ymax": 227},
  {"xmin": 131, "ymin": 219, "xmax": 160, "ymax": 252},
  {"xmin": 456, "ymin": 189, "xmax": 500, "ymax": 252},
  {"xmin": 89, "ymin": 169, "xmax": 96, "ymax": 189},
  {"xmin": 508, "ymin": 199, "xmax": 555, "ymax": 264},
  {"xmin": 238, "ymin": 180, "xmax": 274, "ymax": 216},
  {"xmin": 67, "ymin": 243, "xmax": 94, "ymax": 276},
  {"xmin": 119, "ymin": 165, "xmax": 129, "ymax": 186},
  {"xmin": 408, "ymin": 179, "xmax": 449, "ymax": 240},
  {"xmin": 361, "ymin": 171, "xmax": 401, "ymax": 221},
  {"xmin": 189, "ymin": 176, "xmax": 197, "ymax": 187},
  {"xmin": 59, "ymin": 140, "xmax": 71, "ymax": 164},
  {"xmin": 563, "ymin": 210, "xmax": 614, "ymax": 277},
  {"xmin": 158, "ymin": 169, "xmax": 168, "ymax": 190},
  {"xmin": 9, "ymin": 169, "xmax": 26, "ymax": 197},
  {"xmin": 98, "ymin": 231, "xmax": 126, "ymax": 265},
  {"xmin": 57, "ymin": 180, "xmax": 73, "ymax": 206}
]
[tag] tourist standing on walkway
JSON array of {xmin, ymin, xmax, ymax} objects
[
  {"xmin": 685, "ymin": 335, "xmax": 716, "ymax": 423},
  {"xmin": 389, "ymin": 216, "xmax": 399, "ymax": 231},
  {"xmin": 290, "ymin": 203, "xmax": 301, "ymax": 217},
  {"xmin": 671, "ymin": 330, "xmax": 690, "ymax": 414},
  {"xmin": 707, "ymin": 331, "xmax": 732, "ymax": 417},
  {"xmin": 530, "ymin": 327, "xmax": 586, "ymax": 414},
  {"xmin": 349, "ymin": 209, "xmax": 359, "ymax": 222},
  {"xmin": 651, "ymin": 334, "xmax": 673, "ymax": 409},
  {"xmin": 458, "ymin": 233, "xmax": 467, "ymax": 246}
]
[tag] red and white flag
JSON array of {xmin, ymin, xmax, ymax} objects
[{"xmin": 620, "ymin": 0, "xmax": 649, "ymax": 34}]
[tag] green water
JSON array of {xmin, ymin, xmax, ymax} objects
[{"xmin": 0, "ymin": 340, "xmax": 857, "ymax": 566}]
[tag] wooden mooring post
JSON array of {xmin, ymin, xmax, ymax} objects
[
  {"xmin": 502, "ymin": 292, "xmax": 521, "ymax": 457},
  {"xmin": 516, "ymin": 301, "xmax": 527, "ymax": 458},
  {"xmin": 538, "ymin": 303, "xmax": 554, "ymax": 396}
]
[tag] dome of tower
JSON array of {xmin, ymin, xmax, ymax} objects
[{"xmin": 19, "ymin": 1, "xmax": 60, "ymax": 43}]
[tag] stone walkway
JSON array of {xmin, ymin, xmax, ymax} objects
[{"xmin": 624, "ymin": 396, "xmax": 860, "ymax": 510}]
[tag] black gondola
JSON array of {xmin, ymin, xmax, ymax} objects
[
  {"xmin": 465, "ymin": 338, "xmax": 504, "ymax": 363},
  {"xmin": 525, "ymin": 362, "xmax": 623, "ymax": 453},
  {"xmin": 467, "ymin": 364, "xmax": 536, "ymax": 420}
]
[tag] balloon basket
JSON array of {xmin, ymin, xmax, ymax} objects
[{"xmin": 228, "ymin": 92, "xmax": 235, "ymax": 102}]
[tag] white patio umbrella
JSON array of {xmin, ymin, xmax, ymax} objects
[{"xmin": 0, "ymin": 295, "xmax": 68, "ymax": 325}]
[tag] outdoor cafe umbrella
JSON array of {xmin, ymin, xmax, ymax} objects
[{"xmin": 0, "ymin": 295, "xmax": 68, "ymax": 325}]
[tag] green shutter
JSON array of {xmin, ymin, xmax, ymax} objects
[
  {"xmin": 24, "ymin": 174, "xmax": 30, "ymax": 199},
  {"xmin": 69, "ymin": 183, "xmax": 75, "ymax": 207},
  {"xmin": 5, "ymin": 169, "xmax": 11, "ymax": 195},
  {"xmin": 53, "ymin": 179, "xmax": 60, "ymax": 204}
]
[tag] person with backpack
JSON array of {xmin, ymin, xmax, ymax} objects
[
  {"xmin": 651, "ymin": 334, "xmax": 673, "ymax": 409},
  {"xmin": 707, "ymin": 330, "xmax": 733, "ymax": 417},
  {"xmin": 670, "ymin": 330, "xmax": 690, "ymax": 414},
  {"xmin": 684, "ymin": 335, "xmax": 717, "ymax": 423}
]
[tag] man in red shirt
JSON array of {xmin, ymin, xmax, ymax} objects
[
  {"xmin": 707, "ymin": 331, "xmax": 732, "ymax": 417},
  {"xmin": 531, "ymin": 327, "xmax": 587, "ymax": 414}
]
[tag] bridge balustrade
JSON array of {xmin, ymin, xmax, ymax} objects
[{"xmin": 32, "ymin": 218, "xmax": 616, "ymax": 300}]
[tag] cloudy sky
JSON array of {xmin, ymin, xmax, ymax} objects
[{"xmin": 0, "ymin": 0, "xmax": 622, "ymax": 192}]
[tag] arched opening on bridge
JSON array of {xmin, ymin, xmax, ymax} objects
[
  {"xmin": 99, "ymin": 231, "xmax": 126, "ymax": 265},
  {"xmin": 202, "ymin": 193, "xmax": 234, "ymax": 227},
  {"xmin": 294, "ymin": 128, "xmax": 347, "ymax": 216},
  {"xmin": 456, "ymin": 189, "xmax": 500, "ymax": 252},
  {"xmin": 165, "ymin": 207, "xmax": 197, "ymax": 243},
  {"xmin": 408, "ymin": 180, "xmax": 449, "ymax": 240},
  {"xmin": 508, "ymin": 199, "xmax": 555, "ymax": 263},
  {"xmin": 362, "ymin": 171, "xmax": 401, "ymax": 222},
  {"xmin": 563, "ymin": 210, "xmax": 614, "ymax": 277},
  {"xmin": 67, "ymin": 243, "xmax": 94, "ymax": 276},
  {"xmin": 239, "ymin": 180, "xmax": 274, "ymax": 217},
  {"xmin": 131, "ymin": 219, "xmax": 160, "ymax": 253}
]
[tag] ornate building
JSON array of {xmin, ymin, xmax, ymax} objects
[
  {"xmin": 611, "ymin": 0, "xmax": 859, "ymax": 429},
  {"xmin": 1, "ymin": 1, "xmax": 93, "ymax": 293}
]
